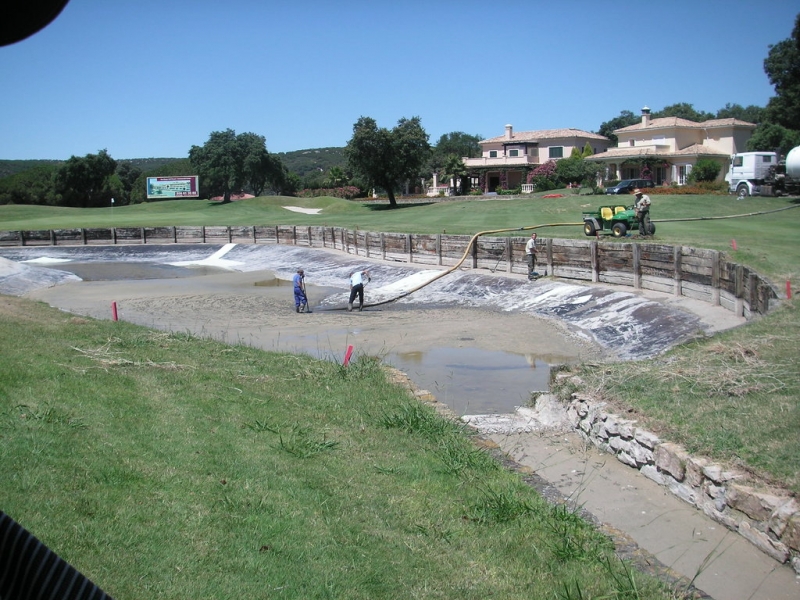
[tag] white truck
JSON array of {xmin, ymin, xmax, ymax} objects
[{"xmin": 725, "ymin": 145, "xmax": 800, "ymax": 197}]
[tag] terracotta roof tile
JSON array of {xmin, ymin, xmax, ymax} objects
[
  {"xmin": 616, "ymin": 117, "xmax": 756, "ymax": 133},
  {"xmin": 482, "ymin": 128, "xmax": 609, "ymax": 143}
]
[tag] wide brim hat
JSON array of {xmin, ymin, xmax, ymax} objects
[{"xmin": 633, "ymin": 189, "xmax": 642, "ymax": 194}]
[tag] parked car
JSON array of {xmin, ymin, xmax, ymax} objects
[{"xmin": 605, "ymin": 179, "xmax": 655, "ymax": 195}]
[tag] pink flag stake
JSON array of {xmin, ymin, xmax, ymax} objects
[{"xmin": 343, "ymin": 344, "xmax": 354, "ymax": 367}]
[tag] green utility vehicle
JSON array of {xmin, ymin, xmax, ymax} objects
[{"xmin": 581, "ymin": 203, "xmax": 656, "ymax": 238}]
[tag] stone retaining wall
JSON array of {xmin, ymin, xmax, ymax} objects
[{"xmin": 558, "ymin": 372, "xmax": 800, "ymax": 573}]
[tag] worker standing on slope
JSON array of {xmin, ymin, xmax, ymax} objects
[
  {"xmin": 293, "ymin": 268, "xmax": 308, "ymax": 313},
  {"xmin": 525, "ymin": 233, "xmax": 539, "ymax": 280},
  {"xmin": 348, "ymin": 269, "xmax": 370, "ymax": 312}
]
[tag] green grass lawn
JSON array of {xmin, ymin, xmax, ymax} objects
[{"xmin": 0, "ymin": 298, "xmax": 682, "ymax": 599}]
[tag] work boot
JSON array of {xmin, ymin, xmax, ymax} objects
[
  {"xmin": 358, "ymin": 303, "xmax": 363, "ymax": 312},
  {"xmin": 347, "ymin": 303, "xmax": 353, "ymax": 312},
  {"xmin": 296, "ymin": 306, "xmax": 300, "ymax": 313}
]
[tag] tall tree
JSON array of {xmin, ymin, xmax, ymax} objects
[
  {"xmin": 746, "ymin": 123, "xmax": 800, "ymax": 155},
  {"xmin": 763, "ymin": 13, "xmax": 800, "ymax": 131},
  {"xmin": 190, "ymin": 129, "xmax": 242, "ymax": 202},
  {"xmin": 0, "ymin": 164, "xmax": 59, "ymax": 206},
  {"xmin": 433, "ymin": 132, "xmax": 481, "ymax": 160},
  {"xmin": 597, "ymin": 110, "xmax": 638, "ymax": 144},
  {"xmin": 54, "ymin": 149, "xmax": 117, "ymax": 208},
  {"xmin": 345, "ymin": 116, "xmax": 431, "ymax": 207},
  {"xmin": 653, "ymin": 103, "xmax": 715, "ymax": 122},
  {"xmin": 715, "ymin": 103, "xmax": 766, "ymax": 123}
]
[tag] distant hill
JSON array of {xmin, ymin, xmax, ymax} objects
[
  {"xmin": 0, "ymin": 157, "xmax": 185, "ymax": 179},
  {"xmin": 275, "ymin": 147, "xmax": 346, "ymax": 179},
  {"xmin": 1, "ymin": 150, "xmax": 344, "ymax": 180},
  {"xmin": 0, "ymin": 159, "xmax": 63, "ymax": 179}
]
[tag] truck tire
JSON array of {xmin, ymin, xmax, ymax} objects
[
  {"xmin": 583, "ymin": 220, "xmax": 596, "ymax": 236},
  {"xmin": 648, "ymin": 223, "xmax": 656, "ymax": 235},
  {"xmin": 612, "ymin": 222, "xmax": 627, "ymax": 238},
  {"xmin": 737, "ymin": 183, "xmax": 750, "ymax": 198}
]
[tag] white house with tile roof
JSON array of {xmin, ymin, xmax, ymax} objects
[
  {"xmin": 460, "ymin": 124, "xmax": 612, "ymax": 193},
  {"xmin": 586, "ymin": 107, "xmax": 757, "ymax": 186}
]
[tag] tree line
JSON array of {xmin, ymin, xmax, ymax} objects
[{"xmin": 2, "ymin": 14, "xmax": 798, "ymax": 208}]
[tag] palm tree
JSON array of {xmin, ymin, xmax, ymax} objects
[
  {"xmin": 442, "ymin": 154, "xmax": 467, "ymax": 195},
  {"xmin": 325, "ymin": 166, "xmax": 347, "ymax": 188}
]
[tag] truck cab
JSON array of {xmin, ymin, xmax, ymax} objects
[{"xmin": 725, "ymin": 151, "xmax": 777, "ymax": 197}]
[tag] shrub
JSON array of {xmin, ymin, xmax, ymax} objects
[{"xmin": 688, "ymin": 158, "xmax": 722, "ymax": 183}]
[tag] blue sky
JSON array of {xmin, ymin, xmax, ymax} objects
[{"xmin": 0, "ymin": 0, "xmax": 796, "ymax": 160}]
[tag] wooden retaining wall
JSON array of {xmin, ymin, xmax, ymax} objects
[{"xmin": 0, "ymin": 225, "xmax": 778, "ymax": 317}]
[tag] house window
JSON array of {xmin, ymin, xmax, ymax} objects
[
  {"xmin": 549, "ymin": 147, "xmax": 563, "ymax": 159},
  {"xmin": 489, "ymin": 150, "xmax": 497, "ymax": 158},
  {"xmin": 509, "ymin": 149, "xmax": 519, "ymax": 157}
]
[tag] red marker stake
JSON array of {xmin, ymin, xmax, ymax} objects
[
  {"xmin": 343, "ymin": 344, "xmax": 354, "ymax": 367},
  {"xmin": 787, "ymin": 280, "xmax": 792, "ymax": 300},
  {"xmin": 111, "ymin": 301, "xmax": 118, "ymax": 321},
  {"xmin": 731, "ymin": 239, "xmax": 737, "ymax": 251}
]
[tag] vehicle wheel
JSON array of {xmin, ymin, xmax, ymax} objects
[
  {"xmin": 612, "ymin": 222, "xmax": 627, "ymax": 237},
  {"xmin": 583, "ymin": 221, "xmax": 596, "ymax": 236},
  {"xmin": 737, "ymin": 183, "xmax": 749, "ymax": 198},
  {"xmin": 648, "ymin": 223, "xmax": 656, "ymax": 235}
]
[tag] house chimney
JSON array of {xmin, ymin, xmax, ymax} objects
[
  {"xmin": 505, "ymin": 124, "xmax": 513, "ymax": 140},
  {"xmin": 641, "ymin": 106, "xmax": 651, "ymax": 127}
]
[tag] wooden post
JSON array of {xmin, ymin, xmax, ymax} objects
[
  {"xmin": 590, "ymin": 240, "xmax": 599, "ymax": 282},
  {"xmin": 202, "ymin": 226, "xmax": 206, "ymax": 243},
  {"xmin": 292, "ymin": 225, "xmax": 297, "ymax": 245},
  {"xmin": 307, "ymin": 226, "xmax": 312, "ymax": 247},
  {"xmin": 113, "ymin": 228, "xmax": 117, "ymax": 244},
  {"xmin": 141, "ymin": 227, "xmax": 146, "ymax": 244},
  {"xmin": 275, "ymin": 225, "xmax": 280, "ymax": 244},
  {"xmin": 50, "ymin": 230, "xmax": 56, "ymax": 245},
  {"xmin": 506, "ymin": 237, "xmax": 513, "ymax": 273},
  {"xmin": 407, "ymin": 234, "xmax": 413, "ymax": 264},
  {"xmin": 381, "ymin": 232, "xmax": 386, "ymax": 260},
  {"xmin": 734, "ymin": 264, "xmax": 744, "ymax": 316},
  {"xmin": 632, "ymin": 243, "xmax": 641, "ymax": 289},
  {"xmin": 173, "ymin": 226, "xmax": 177, "ymax": 243},
  {"xmin": 81, "ymin": 228, "xmax": 87, "ymax": 245},
  {"xmin": 19, "ymin": 231, "xmax": 25, "ymax": 247},
  {"xmin": 436, "ymin": 234, "xmax": 442, "ymax": 266},
  {"xmin": 711, "ymin": 251, "xmax": 720, "ymax": 306},
  {"xmin": 227, "ymin": 226, "xmax": 232, "ymax": 243},
  {"xmin": 252, "ymin": 226, "xmax": 257, "ymax": 244},
  {"xmin": 673, "ymin": 245, "xmax": 682, "ymax": 297},
  {"xmin": 471, "ymin": 237, "xmax": 478, "ymax": 269},
  {"xmin": 546, "ymin": 238, "xmax": 553, "ymax": 276}
]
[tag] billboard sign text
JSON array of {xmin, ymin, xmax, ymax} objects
[{"xmin": 146, "ymin": 176, "xmax": 200, "ymax": 199}]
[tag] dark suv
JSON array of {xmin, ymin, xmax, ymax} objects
[{"xmin": 605, "ymin": 179, "xmax": 655, "ymax": 195}]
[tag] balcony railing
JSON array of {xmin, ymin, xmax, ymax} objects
[{"xmin": 463, "ymin": 155, "xmax": 534, "ymax": 168}]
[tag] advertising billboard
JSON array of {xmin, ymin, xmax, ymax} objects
[{"xmin": 146, "ymin": 176, "xmax": 200, "ymax": 199}]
